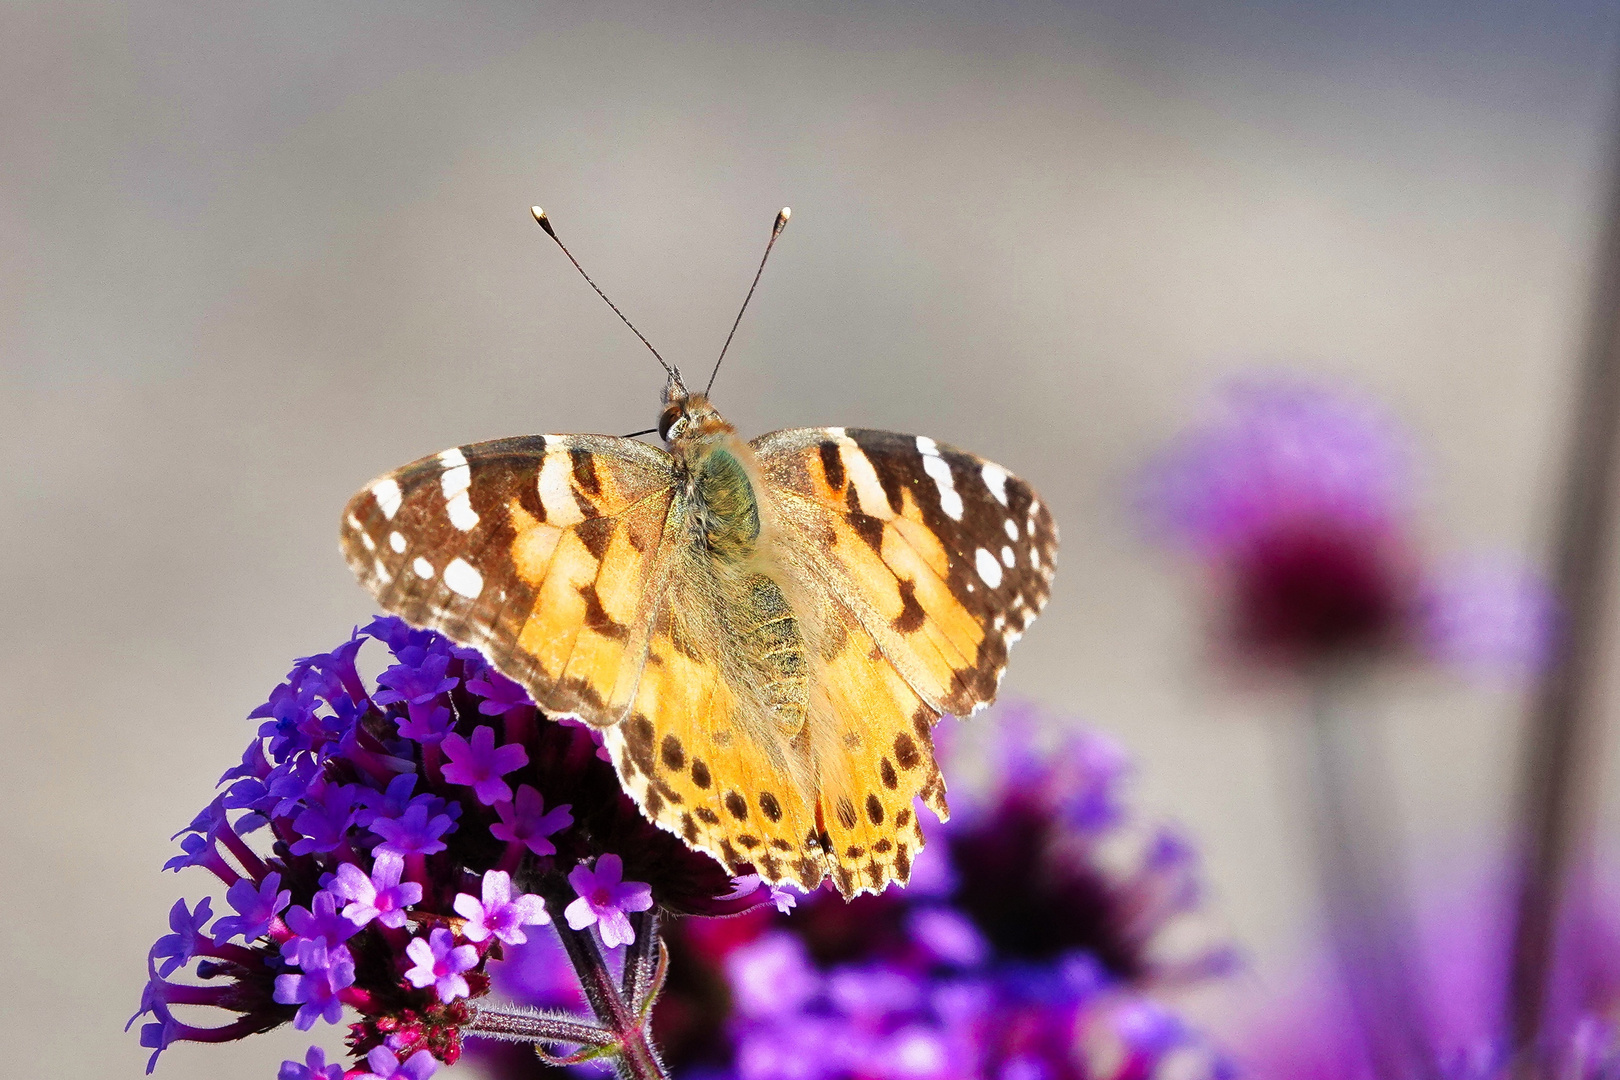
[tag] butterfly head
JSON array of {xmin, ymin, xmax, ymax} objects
[{"xmin": 659, "ymin": 374, "xmax": 733, "ymax": 446}]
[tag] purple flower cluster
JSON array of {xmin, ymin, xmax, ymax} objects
[
  {"xmin": 132, "ymin": 617, "xmax": 777, "ymax": 1076},
  {"xmin": 1138, "ymin": 378, "xmax": 1551, "ymax": 671},
  {"xmin": 487, "ymin": 705, "xmax": 1234, "ymax": 1080}
]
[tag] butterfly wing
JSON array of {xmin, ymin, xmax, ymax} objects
[
  {"xmin": 340, "ymin": 434, "xmax": 681, "ymax": 725},
  {"xmin": 751, "ymin": 426, "xmax": 1057, "ymax": 893}
]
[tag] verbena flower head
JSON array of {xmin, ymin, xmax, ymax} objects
[
  {"xmin": 1138, "ymin": 377, "xmax": 1551, "ymax": 671},
  {"xmin": 1232, "ymin": 862, "xmax": 1620, "ymax": 1080},
  {"xmin": 486, "ymin": 703, "xmax": 1235, "ymax": 1079},
  {"xmin": 132, "ymin": 617, "xmax": 778, "ymax": 1075}
]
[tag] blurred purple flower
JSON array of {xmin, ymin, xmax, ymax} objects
[
  {"xmin": 353, "ymin": 1046, "xmax": 440, "ymax": 1080},
  {"xmin": 1139, "ymin": 377, "xmax": 1550, "ymax": 670},
  {"xmin": 1232, "ymin": 863, "xmax": 1620, "ymax": 1080}
]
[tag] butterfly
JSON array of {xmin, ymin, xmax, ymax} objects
[{"xmin": 339, "ymin": 208, "xmax": 1057, "ymax": 897}]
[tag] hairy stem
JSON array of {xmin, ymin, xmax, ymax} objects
[
  {"xmin": 462, "ymin": 1004, "xmax": 613, "ymax": 1049},
  {"xmin": 540, "ymin": 880, "xmax": 671, "ymax": 1080}
]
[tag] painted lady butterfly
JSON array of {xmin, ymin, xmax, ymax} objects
[{"xmin": 340, "ymin": 210, "xmax": 1057, "ymax": 897}]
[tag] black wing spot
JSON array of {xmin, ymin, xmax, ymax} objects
[
  {"xmin": 892, "ymin": 578, "xmax": 926, "ymax": 633},
  {"xmin": 758, "ymin": 791, "xmax": 783, "ymax": 822},
  {"xmin": 872, "ymin": 838, "xmax": 893, "ymax": 854},
  {"xmin": 570, "ymin": 447, "xmax": 601, "ymax": 495},
  {"xmin": 690, "ymin": 759, "xmax": 712, "ymax": 789},
  {"xmin": 819, "ymin": 440, "xmax": 846, "ymax": 490},
  {"xmin": 880, "ymin": 758, "xmax": 898, "ymax": 790},
  {"xmin": 894, "ymin": 732, "xmax": 921, "ymax": 770},
  {"xmin": 660, "ymin": 734, "xmax": 686, "ymax": 771},
  {"xmin": 695, "ymin": 806, "xmax": 720, "ymax": 825},
  {"xmin": 724, "ymin": 791, "xmax": 749, "ymax": 821},
  {"xmin": 866, "ymin": 793, "xmax": 885, "ymax": 825}
]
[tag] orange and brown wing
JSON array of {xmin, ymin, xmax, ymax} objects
[
  {"xmin": 598, "ymin": 584, "xmax": 835, "ymax": 892},
  {"xmin": 339, "ymin": 434, "xmax": 680, "ymax": 726},
  {"xmin": 753, "ymin": 426, "xmax": 1057, "ymax": 717}
]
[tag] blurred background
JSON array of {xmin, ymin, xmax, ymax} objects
[{"xmin": 7, "ymin": 1, "xmax": 1620, "ymax": 1075}]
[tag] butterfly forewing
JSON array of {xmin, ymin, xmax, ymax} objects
[
  {"xmin": 340, "ymin": 434, "xmax": 678, "ymax": 724},
  {"xmin": 753, "ymin": 427, "xmax": 1058, "ymax": 715}
]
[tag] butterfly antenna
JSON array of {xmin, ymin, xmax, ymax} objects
[
  {"xmin": 531, "ymin": 207, "xmax": 678, "ymax": 382},
  {"xmin": 705, "ymin": 206, "xmax": 790, "ymax": 397}
]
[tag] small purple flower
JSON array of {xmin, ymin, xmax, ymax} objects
[
  {"xmin": 331, "ymin": 853, "xmax": 422, "ymax": 930},
  {"xmin": 394, "ymin": 702, "xmax": 454, "ymax": 745},
  {"xmin": 726, "ymin": 931, "xmax": 819, "ymax": 1018},
  {"xmin": 489, "ymin": 784, "xmax": 572, "ymax": 856},
  {"xmin": 372, "ymin": 651, "xmax": 458, "ymax": 707},
  {"xmin": 565, "ymin": 853, "xmax": 654, "ymax": 948},
  {"xmin": 290, "ymin": 782, "xmax": 361, "ymax": 855},
  {"xmin": 150, "ymin": 897, "xmax": 215, "ymax": 977},
  {"xmin": 354, "ymin": 773, "xmax": 419, "ymax": 828},
  {"xmin": 465, "ymin": 668, "xmax": 533, "ymax": 715},
  {"xmin": 404, "ymin": 927, "xmax": 478, "ymax": 1003},
  {"xmin": 281, "ymin": 889, "xmax": 361, "ymax": 957},
  {"xmin": 274, "ymin": 938, "xmax": 355, "ymax": 1030},
  {"xmin": 440, "ymin": 725, "xmax": 528, "ymax": 806},
  {"xmin": 278, "ymin": 1045, "xmax": 345, "ymax": 1080},
  {"xmin": 371, "ymin": 800, "xmax": 455, "ymax": 858},
  {"xmin": 352, "ymin": 1045, "xmax": 440, "ymax": 1080},
  {"xmin": 453, "ymin": 869, "xmax": 549, "ymax": 945},
  {"xmin": 211, "ymin": 872, "xmax": 290, "ymax": 943}
]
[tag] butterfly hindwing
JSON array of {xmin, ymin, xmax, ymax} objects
[{"xmin": 340, "ymin": 434, "xmax": 679, "ymax": 726}]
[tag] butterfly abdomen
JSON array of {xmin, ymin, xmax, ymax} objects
[{"xmin": 739, "ymin": 571, "xmax": 809, "ymax": 734}]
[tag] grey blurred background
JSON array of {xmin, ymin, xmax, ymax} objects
[{"xmin": 7, "ymin": 1, "xmax": 1620, "ymax": 1075}]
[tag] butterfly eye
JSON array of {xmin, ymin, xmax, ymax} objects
[{"xmin": 658, "ymin": 405, "xmax": 681, "ymax": 442}]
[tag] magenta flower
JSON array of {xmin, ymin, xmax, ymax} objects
[
  {"xmin": 440, "ymin": 725, "xmax": 528, "ymax": 806},
  {"xmin": 273, "ymin": 938, "xmax": 356, "ymax": 1030},
  {"xmin": 489, "ymin": 784, "xmax": 573, "ymax": 856},
  {"xmin": 330, "ymin": 852, "xmax": 422, "ymax": 930},
  {"xmin": 1139, "ymin": 377, "xmax": 1549, "ymax": 670},
  {"xmin": 404, "ymin": 927, "xmax": 478, "ymax": 1003},
  {"xmin": 279, "ymin": 888, "xmax": 360, "ymax": 957},
  {"xmin": 352, "ymin": 1045, "xmax": 440, "ymax": 1080},
  {"xmin": 211, "ymin": 872, "xmax": 290, "ymax": 943},
  {"xmin": 370, "ymin": 800, "xmax": 454, "ymax": 858},
  {"xmin": 566, "ymin": 853, "xmax": 654, "ymax": 947},
  {"xmin": 453, "ymin": 869, "xmax": 549, "ymax": 945},
  {"xmin": 277, "ymin": 1045, "xmax": 345, "ymax": 1080}
]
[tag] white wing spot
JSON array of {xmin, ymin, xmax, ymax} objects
[
  {"xmin": 981, "ymin": 463, "xmax": 1010, "ymax": 506},
  {"xmin": 538, "ymin": 450, "xmax": 586, "ymax": 526},
  {"xmin": 444, "ymin": 557, "xmax": 483, "ymax": 599},
  {"xmin": 447, "ymin": 492, "xmax": 479, "ymax": 531},
  {"xmin": 975, "ymin": 548, "xmax": 1003, "ymax": 588},
  {"xmin": 346, "ymin": 513, "xmax": 363, "ymax": 531},
  {"xmin": 841, "ymin": 443, "xmax": 894, "ymax": 520},
  {"xmin": 1001, "ymin": 545, "xmax": 1016, "ymax": 567},
  {"xmin": 439, "ymin": 448, "xmax": 479, "ymax": 532},
  {"xmin": 372, "ymin": 559, "xmax": 394, "ymax": 584},
  {"xmin": 389, "ymin": 531, "xmax": 407, "ymax": 553},
  {"xmin": 917, "ymin": 436, "xmax": 963, "ymax": 521},
  {"xmin": 1004, "ymin": 519, "xmax": 1018, "ymax": 541},
  {"xmin": 359, "ymin": 531, "xmax": 377, "ymax": 553},
  {"xmin": 372, "ymin": 478, "xmax": 403, "ymax": 521},
  {"xmin": 412, "ymin": 557, "xmax": 435, "ymax": 579}
]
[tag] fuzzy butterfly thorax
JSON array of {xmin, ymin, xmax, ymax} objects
[{"xmin": 341, "ymin": 386, "xmax": 1057, "ymax": 898}]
